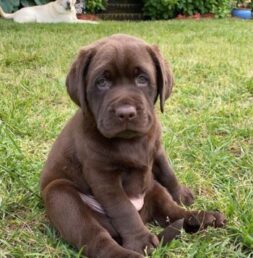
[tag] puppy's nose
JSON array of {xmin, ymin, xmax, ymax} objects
[{"xmin": 115, "ymin": 105, "xmax": 137, "ymax": 121}]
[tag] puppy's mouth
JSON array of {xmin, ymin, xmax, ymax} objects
[
  {"xmin": 99, "ymin": 127, "xmax": 146, "ymax": 139},
  {"xmin": 97, "ymin": 116, "xmax": 152, "ymax": 139},
  {"xmin": 114, "ymin": 129, "xmax": 143, "ymax": 139}
]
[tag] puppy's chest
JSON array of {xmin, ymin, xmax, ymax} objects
[
  {"xmin": 119, "ymin": 164, "xmax": 153, "ymax": 198},
  {"xmin": 112, "ymin": 140, "xmax": 155, "ymax": 196}
]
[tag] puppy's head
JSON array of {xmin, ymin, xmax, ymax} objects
[
  {"xmin": 56, "ymin": 0, "xmax": 76, "ymax": 11},
  {"xmin": 66, "ymin": 34, "xmax": 173, "ymax": 139}
]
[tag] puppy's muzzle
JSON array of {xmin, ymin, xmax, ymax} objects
[{"xmin": 115, "ymin": 105, "xmax": 137, "ymax": 122}]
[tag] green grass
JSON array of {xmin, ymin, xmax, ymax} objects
[{"xmin": 0, "ymin": 18, "xmax": 252, "ymax": 257}]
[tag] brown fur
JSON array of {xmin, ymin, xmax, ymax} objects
[{"xmin": 41, "ymin": 34, "xmax": 225, "ymax": 258}]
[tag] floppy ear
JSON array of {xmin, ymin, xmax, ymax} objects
[
  {"xmin": 66, "ymin": 47, "xmax": 95, "ymax": 110},
  {"xmin": 148, "ymin": 45, "xmax": 174, "ymax": 113}
]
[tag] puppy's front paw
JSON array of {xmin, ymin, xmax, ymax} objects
[
  {"xmin": 123, "ymin": 231, "xmax": 159, "ymax": 255},
  {"xmin": 171, "ymin": 185, "xmax": 195, "ymax": 206},
  {"xmin": 184, "ymin": 211, "xmax": 226, "ymax": 233}
]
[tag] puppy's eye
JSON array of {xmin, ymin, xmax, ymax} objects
[
  {"xmin": 135, "ymin": 74, "xmax": 149, "ymax": 87},
  {"xmin": 96, "ymin": 77, "xmax": 111, "ymax": 90}
]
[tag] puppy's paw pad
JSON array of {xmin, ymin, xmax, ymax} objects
[{"xmin": 158, "ymin": 219, "xmax": 184, "ymax": 245}]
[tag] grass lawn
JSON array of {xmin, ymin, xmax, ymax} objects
[{"xmin": 0, "ymin": 18, "xmax": 252, "ymax": 257}]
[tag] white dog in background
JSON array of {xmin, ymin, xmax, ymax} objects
[{"xmin": 0, "ymin": 0, "xmax": 97, "ymax": 24}]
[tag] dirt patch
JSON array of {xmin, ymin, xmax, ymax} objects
[
  {"xmin": 77, "ymin": 14, "xmax": 99, "ymax": 21},
  {"xmin": 176, "ymin": 13, "xmax": 215, "ymax": 20}
]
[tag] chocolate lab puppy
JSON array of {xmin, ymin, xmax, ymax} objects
[{"xmin": 40, "ymin": 34, "xmax": 225, "ymax": 258}]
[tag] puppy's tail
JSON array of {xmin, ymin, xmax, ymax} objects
[{"xmin": 0, "ymin": 6, "xmax": 15, "ymax": 19}]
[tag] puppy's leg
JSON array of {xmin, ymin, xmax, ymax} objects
[
  {"xmin": 153, "ymin": 147, "xmax": 194, "ymax": 206},
  {"xmin": 140, "ymin": 182, "xmax": 226, "ymax": 244},
  {"xmin": 42, "ymin": 179, "xmax": 144, "ymax": 258}
]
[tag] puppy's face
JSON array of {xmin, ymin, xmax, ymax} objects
[
  {"xmin": 66, "ymin": 35, "xmax": 173, "ymax": 139},
  {"xmin": 57, "ymin": 0, "xmax": 76, "ymax": 10},
  {"xmin": 86, "ymin": 41, "xmax": 157, "ymax": 138}
]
